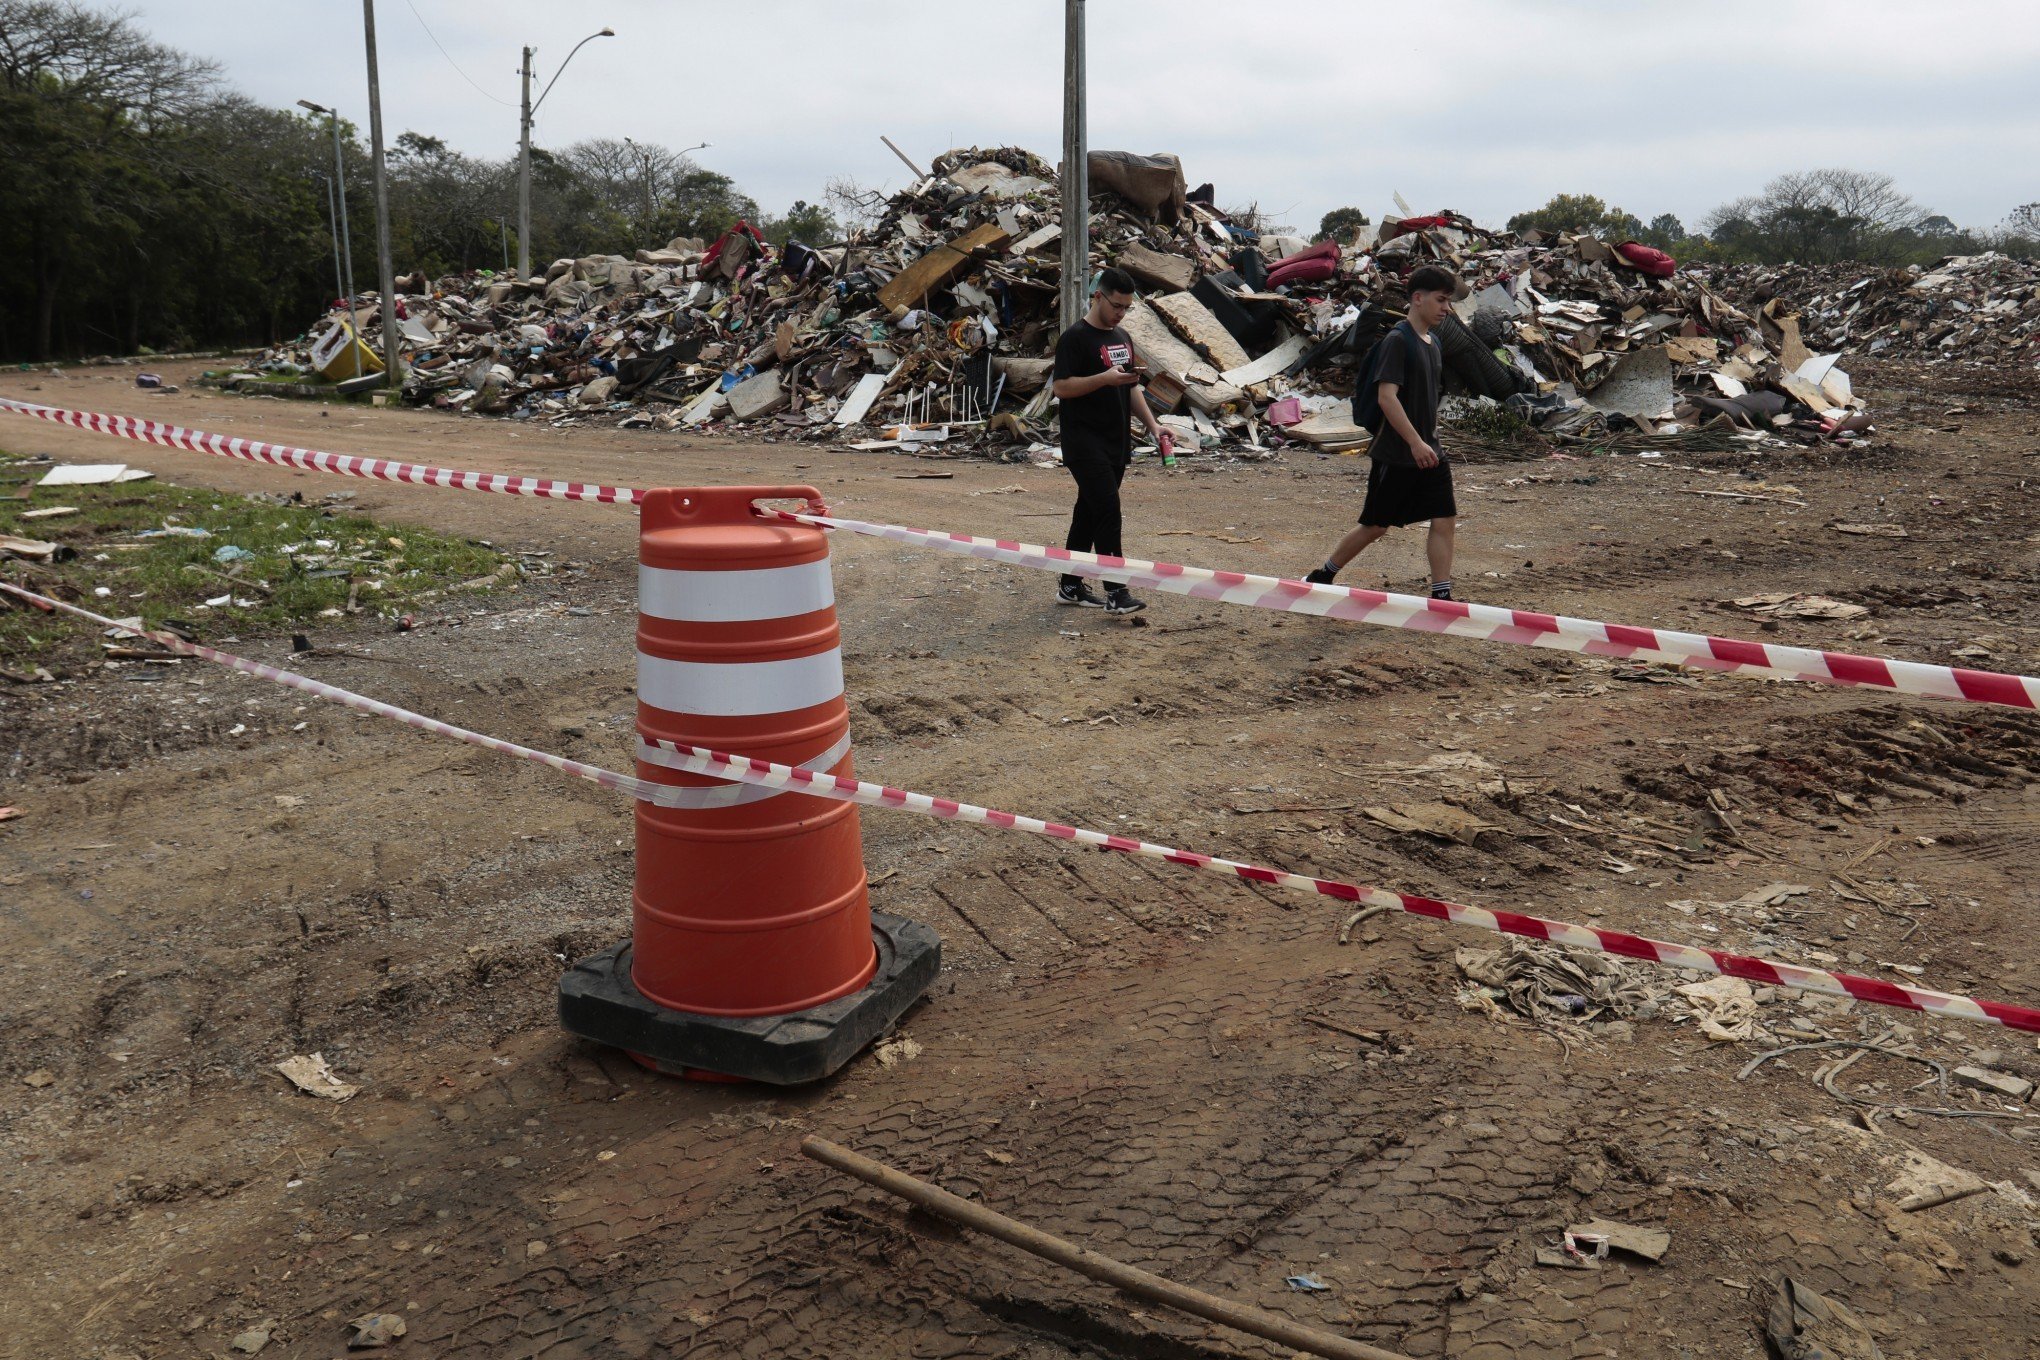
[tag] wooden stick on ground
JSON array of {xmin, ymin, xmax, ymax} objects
[{"xmin": 800, "ymin": 1135, "xmax": 1415, "ymax": 1360}]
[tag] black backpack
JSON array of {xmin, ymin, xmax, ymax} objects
[{"xmin": 1349, "ymin": 321, "xmax": 1402, "ymax": 435}]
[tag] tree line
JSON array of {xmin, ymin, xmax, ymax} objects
[
  {"xmin": 0, "ymin": 1, "xmax": 834, "ymax": 362},
  {"xmin": 1316, "ymin": 171, "xmax": 2037, "ymax": 268}
]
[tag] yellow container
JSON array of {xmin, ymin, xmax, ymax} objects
[{"xmin": 310, "ymin": 320, "xmax": 383, "ymax": 382}]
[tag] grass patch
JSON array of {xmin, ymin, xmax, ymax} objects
[{"xmin": 1, "ymin": 446, "xmax": 510, "ymax": 669}]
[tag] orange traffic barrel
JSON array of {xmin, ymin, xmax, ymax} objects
[{"xmin": 559, "ymin": 486, "xmax": 939, "ymax": 1083}]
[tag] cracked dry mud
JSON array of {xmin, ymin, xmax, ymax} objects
[{"xmin": 3, "ymin": 357, "xmax": 2038, "ymax": 1359}]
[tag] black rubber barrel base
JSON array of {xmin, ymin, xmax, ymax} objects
[{"xmin": 557, "ymin": 913, "xmax": 941, "ymax": 1085}]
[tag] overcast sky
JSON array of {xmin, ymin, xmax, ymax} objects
[{"xmin": 128, "ymin": 0, "xmax": 2040, "ymax": 237}]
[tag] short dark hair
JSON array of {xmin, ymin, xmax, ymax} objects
[
  {"xmin": 1095, "ymin": 266, "xmax": 1137, "ymax": 297},
  {"xmin": 1405, "ymin": 264, "xmax": 1457, "ymax": 296}
]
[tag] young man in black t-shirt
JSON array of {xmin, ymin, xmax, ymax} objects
[
  {"xmin": 1051, "ymin": 266, "xmax": 1173, "ymax": 615},
  {"xmin": 1304, "ymin": 263, "xmax": 1460, "ymax": 601}
]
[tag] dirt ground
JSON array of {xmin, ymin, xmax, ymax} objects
[{"xmin": 3, "ymin": 359, "xmax": 2038, "ymax": 1360}]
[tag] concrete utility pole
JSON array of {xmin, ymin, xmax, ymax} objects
[
  {"xmin": 1059, "ymin": 0, "xmax": 1089, "ymax": 332},
  {"xmin": 518, "ymin": 46, "xmax": 534, "ymax": 279},
  {"xmin": 362, "ymin": 0, "xmax": 400, "ymax": 388},
  {"xmin": 518, "ymin": 28, "xmax": 615, "ymax": 280}
]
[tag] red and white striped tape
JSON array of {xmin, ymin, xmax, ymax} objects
[
  {"xmin": 9, "ymin": 391, "xmax": 2037, "ymax": 709},
  {"xmin": 7, "ymin": 579, "xmax": 2034, "ymax": 1038},
  {"xmin": 0, "ymin": 582, "xmax": 683, "ymax": 807},
  {"xmin": 763, "ymin": 508, "xmax": 2040, "ymax": 710},
  {"xmin": 0, "ymin": 395, "xmax": 643, "ymax": 505}
]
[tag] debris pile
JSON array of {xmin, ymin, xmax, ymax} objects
[
  {"xmin": 238, "ymin": 146, "xmax": 1887, "ymax": 457},
  {"xmin": 1714, "ymin": 252, "xmax": 2040, "ymax": 373}
]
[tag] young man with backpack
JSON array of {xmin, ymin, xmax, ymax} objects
[
  {"xmin": 1304, "ymin": 264, "xmax": 1461, "ymax": 601},
  {"xmin": 1051, "ymin": 266, "xmax": 1173, "ymax": 615}
]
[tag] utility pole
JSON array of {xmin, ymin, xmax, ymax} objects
[
  {"xmin": 1059, "ymin": 0, "xmax": 1089, "ymax": 333},
  {"xmin": 518, "ymin": 46, "xmax": 534, "ymax": 279},
  {"xmin": 519, "ymin": 29, "xmax": 614, "ymax": 281},
  {"xmin": 362, "ymin": 0, "xmax": 400, "ymax": 388}
]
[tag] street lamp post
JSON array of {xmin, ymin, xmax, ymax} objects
[
  {"xmin": 361, "ymin": 0, "xmax": 400, "ymax": 388},
  {"xmin": 519, "ymin": 27, "xmax": 615, "ymax": 279},
  {"xmin": 298, "ymin": 99, "xmax": 361, "ymax": 378}
]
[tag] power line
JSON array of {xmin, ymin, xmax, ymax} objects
[{"xmin": 402, "ymin": 0, "xmax": 517, "ymax": 107}]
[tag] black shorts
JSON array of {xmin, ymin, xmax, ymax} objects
[{"xmin": 1359, "ymin": 458, "xmax": 1456, "ymax": 527}]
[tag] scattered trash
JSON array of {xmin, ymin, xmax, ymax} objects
[
  {"xmin": 1455, "ymin": 938, "xmax": 1659, "ymax": 1025},
  {"xmin": 18, "ymin": 505, "xmax": 78, "ymax": 520},
  {"xmin": 38, "ymin": 463, "xmax": 148, "ymax": 486},
  {"xmin": 1675, "ymin": 975, "xmax": 1759, "ymax": 1042},
  {"xmin": 1284, "ymin": 1274, "xmax": 1332, "ymax": 1292},
  {"xmin": 274, "ymin": 1052, "xmax": 359, "ymax": 1101},
  {"xmin": 347, "ymin": 1312, "xmax": 407, "ymax": 1349},
  {"xmin": 213, "ymin": 544, "xmax": 255, "ymax": 563},
  {"xmin": 0, "ymin": 533, "xmax": 67, "ymax": 562},
  {"xmin": 1567, "ymin": 1217, "xmax": 1669, "ymax": 1263},
  {"xmin": 1361, "ymin": 801, "xmax": 1495, "ymax": 845},
  {"xmin": 873, "ymin": 1034, "xmax": 922, "ymax": 1068},
  {"xmin": 231, "ymin": 146, "xmax": 1895, "ymax": 463},
  {"xmin": 1735, "ymin": 251, "xmax": 2040, "ymax": 373},
  {"xmin": 0, "ymin": 807, "xmax": 22, "ymax": 823},
  {"xmin": 1728, "ymin": 593, "xmax": 1870, "ymax": 621}
]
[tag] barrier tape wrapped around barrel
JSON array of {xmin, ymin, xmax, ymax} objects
[
  {"xmin": 558, "ymin": 486, "xmax": 940, "ymax": 1083},
  {"xmin": 5, "ymin": 578, "xmax": 2035, "ymax": 1041}
]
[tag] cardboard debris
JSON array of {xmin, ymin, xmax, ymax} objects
[
  {"xmin": 1729, "ymin": 251, "xmax": 2040, "ymax": 370},
  {"xmin": 38, "ymin": 463, "xmax": 137, "ymax": 486},
  {"xmin": 1565, "ymin": 1217, "xmax": 1670, "ymax": 1263},
  {"xmin": 1675, "ymin": 975, "xmax": 1757, "ymax": 1042},
  {"xmin": 1363, "ymin": 802, "xmax": 1494, "ymax": 844},
  {"xmin": 1729, "ymin": 593, "xmax": 1869, "ymax": 620},
  {"xmin": 1455, "ymin": 938, "xmax": 1659, "ymax": 1023},
  {"xmin": 275, "ymin": 1052, "xmax": 359, "ymax": 1101},
  {"xmin": 1, "ymin": 533, "xmax": 63, "ymax": 562}
]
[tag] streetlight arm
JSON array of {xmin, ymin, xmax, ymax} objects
[{"xmin": 530, "ymin": 29, "xmax": 614, "ymax": 116}]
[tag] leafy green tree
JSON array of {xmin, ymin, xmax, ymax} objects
[
  {"xmin": 762, "ymin": 199, "xmax": 838, "ymax": 248},
  {"xmin": 1506, "ymin": 193, "xmax": 1644, "ymax": 240},
  {"xmin": 0, "ymin": 2, "xmax": 783, "ymax": 358},
  {"xmin": 1316, "ymin": 206, "xmax": 1371, "ymax": 242},
  {"xmin": 1642, "ymin": 213, "xmax": 1685, "ymax": 247}
]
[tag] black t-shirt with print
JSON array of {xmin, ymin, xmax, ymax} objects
[
  {"xmin": 1053, "ymin": 320, "xmax": 1136, "ymax": 463},
  {"xmin": 1369, "ymin": 321, "xmax": 1443, "ymax": 467}
]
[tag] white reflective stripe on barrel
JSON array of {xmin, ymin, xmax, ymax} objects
[
  {"xmin": 634, "ymin": 730, "xmax": 852, "ymax": 807},
  {"xmin": 637, "ymin": 647, "xmax": 844, "ymax": 717},
  {"xmin": 638, "ymin": 559, "xmax": 834, "ymax": 623}
]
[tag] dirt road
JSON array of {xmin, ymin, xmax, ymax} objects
[{"xmin": 4, "ymin": 359, "xmax": 2037, "ymax": 1358}]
